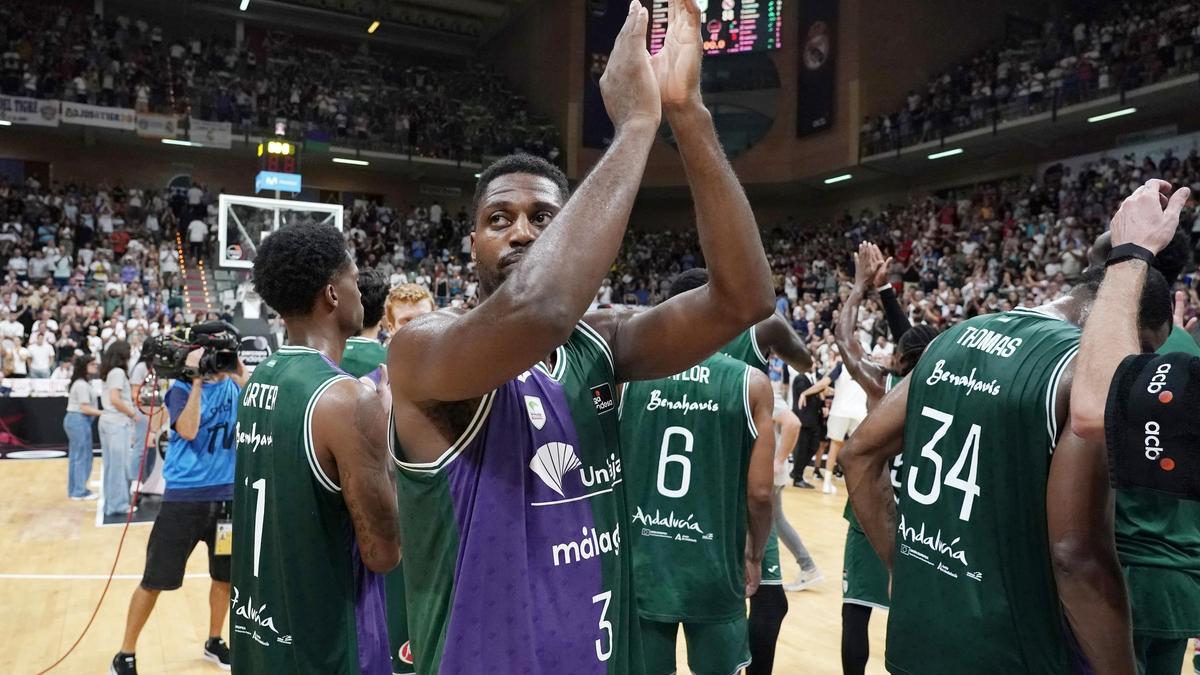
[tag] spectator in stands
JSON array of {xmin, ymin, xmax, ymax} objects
[
  {"xmin": 188, "ymin": 217, "xmax": 208, "ymax": 261},
  {"xmin": 64, "ymin": 354, "xmax": 101, "ymax": 501},
  {"xmin": 27, "ymin": 331, "xmax": 55, "ymax": 378}
]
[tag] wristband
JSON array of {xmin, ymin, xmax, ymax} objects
[
  {"xmin": 876, "ymin": 283, "xmax": 894, "ymax": 295},
  {"xmin": 1106, "ymin": 243, "xmax": 1156, "ymax": 268}
]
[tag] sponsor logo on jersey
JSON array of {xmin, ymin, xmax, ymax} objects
[
  {"xmin": 924, "ymin": 359, "xmax": 1001, "ymax": 397},
  {"xmin": 592, "ymin": 382, "xmax": 615, "ymax": 415},
  {"xmin": 897, "ymin": 514, "xmax": 970, "ymax": 568},
  {"xmin": 631, "ymin": 505, "xmax": 712, "ymax": 543},
  {"xmin": 551, "ymin": 524, "xmax": 621, "ymax": 567},
  {"xmin": 954, "ymin": 326, "xmax": 1023, "ymax": 358},
  {"xmin": 231, "ymin": 586, "xmax": 293, "ymax": 646},
  {"xmin": 399, "ymin": 641, "xmax": 414, "ymax": 664},
  {"xmin": 235, "ymin": 421, "xmax": 273, "ymax": 453},
  {"xmin": 525, "ymin": 395, "xmax": 547, "ymax": 430},
  {"xmin": 529, "ymin": 442, "xmax": 582, "ymax": 496},
  {"xmin": 645, "ymin": 390, "xmax": 721, "ymax": 414}
]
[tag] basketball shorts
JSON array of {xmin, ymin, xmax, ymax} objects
[
  {"xmin": 827, "ymin": 415, "xmax": 864, "ymax": 442},
  {"xmin": 842, "ymin": 526, "xmax": 889, "ymax": 610},
  {"xmin": 386, "ymin": 563, "xmax": 415, "ymax": 675},
  {"xmin": 761, "ymin": 527, "xmax": 782, "ymax": 586},
  {"xmin": 1122, "ymin": 565, "xmax": 1200, "ymax": 638},
  {"xmin": 639, "ymin": 616, "xmax": 751, "ymax": 675},
  {"xmin": 141, "ymin": 499, "xmax": 232, "ymax": 591}
]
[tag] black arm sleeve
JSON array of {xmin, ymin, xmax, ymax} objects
[
  {"xmin": 879, "ymin": 285, "xmax": 911, "ymax": 342},
  {"xmin": 1105, "ymin": 351, "xmax": 1200, "ymax": 501}
]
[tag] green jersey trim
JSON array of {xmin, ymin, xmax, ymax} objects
[
  {"xmin": 749, "ymin": 326, "xmax": 767, "ymax": 366},
  {"xmin": 535, "ymin": 345, "xmax": 568, "ymax": 381},
  {"xmin": 1044, "ymin": 346, "xmax": 1079, "ymax": 452},
  {"xmin": 576, "ymin": 320, "xmax": 615, "ymax": 377},
  {"xmin": 392, "ymin": 391, "xmax": 497, "ymax": 475},
  {"xmin": 304, "ymin": 374, "xmax": 356, "ymax": 493},
  {"xmin": 743, "ymin": 365, "xmax": 758, "ymax": 439}
]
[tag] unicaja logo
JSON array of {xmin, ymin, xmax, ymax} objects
[{"xmin": 529, "ymin": 442, "xmax": 582, "ymax": 497}]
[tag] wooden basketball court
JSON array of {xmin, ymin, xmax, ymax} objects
[{"xmin": 0, "ymin": 457, "xmax": 1189, "ymax": 674}]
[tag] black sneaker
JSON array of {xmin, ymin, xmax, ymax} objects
[
  {"xmin": 203, "ymin": 637, "xmax": 231, "ymax": 670},
  {"xmin": 794, "ymin": 480, "xmax": 815, "ymax": 489},
  {"xmin": 110, "ymin": 652, "xmax": 137, "ymax": 675}
]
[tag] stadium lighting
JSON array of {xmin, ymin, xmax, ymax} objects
[
  {"xmin": 239, "ymin": 0, "xmax": 250, "ymax": 10},
  {"xmin": 332, "ymin": 157, "xmax": 370, "ymax": 166},
  {"xmin": 162, "ymin": 139, "xmax": 202, "ymax": 147},
  {"xmin": 0, "ymin": 120, "xmax": 11, "ymax": 127},
  {"xmin": 367, "ymin": 20, "xmax": 381, "ymax": 34},
  {"xmin": 928, "ymin": 148, "xmax": 964, "ymax": 160},
  {"xmin": 1088, "ymin": 107, "xmax": 1137, "ymax": 123},
  {"xmin": 824, "ymin": 173, "xmax": 852, "ymax": 185}
]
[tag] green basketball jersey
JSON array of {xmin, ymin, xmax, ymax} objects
[
  {"xmin": 620, "ymin": 352, "xmax": 758, "ymax": 623},
  {"xmin": 231, "ymin": 345, "xmax": 390, "ymax": 674},
  {"xmin": 720, "ymin": 327, "xmax": 768, "ymax": 374},
  {"xmin": 1115, "ymin": 324, "xmax": 1200, "ymax": 637},
  {"xmin": 886, "ymin": 308, "xmax": 1081, "ymax": 675},
  {"xmin": 341, "ymin": 336, "xmax": 387, "ymax": 378}
]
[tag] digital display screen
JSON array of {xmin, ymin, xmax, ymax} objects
[{"xmin": 651, "ymin": 0, "xmax": 783, "ymax": 55}]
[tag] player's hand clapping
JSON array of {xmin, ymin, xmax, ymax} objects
[
  {"xmin": 600, "ymin": 1, "xmax": 661, "ymax": 131},
  {"xmin": 652, "ymin": 0, "xmax": 703, "ymax": 111},
  {"xmin": 853, "ymin": 242, "xmax": 890, "ymax": 291},
  {"xmin": 1109, "ymin": 178, "xmax": 1190, "ymax": 255}
]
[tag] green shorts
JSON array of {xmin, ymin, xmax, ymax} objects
[
  {"xmin": 842, "ymin": 526, "xmax": 889, "ymax": 609},
  {"xmin": 761, "ymin": 526, "xmax": 782, "ymax": 586},
  {"xmin": 639, "ymin": 616, "xmax": 751, "ymax": 675},
  {"xmin": 1124, "ymin": 565, "xmax": 1200, "ymax": 638}
]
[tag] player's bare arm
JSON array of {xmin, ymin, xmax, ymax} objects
[
  {"xmin": 756, "ymin": 313, "xmax": 814, "ymax": 373},
  {"xmin": 744, "ymin": 368, "xmax": 775, "ymax": 597},
  {"xmin": 842, "ymin": 376, "xmax": 908, "ymax": 570},
  {"xmin": 313, "ymin": 376, "xmax": 400, "ymax": 573},
  {"xmin": 1072, "ymin": 180, "xmax": 1190, "ymax": 441},
  {"xmin": 836, "ymin": 243, "xmax": 890, "ymax": 407},
  {"xmin": 1050, "ymin": 369, "xmax": 1136, "ymax": 675},
  {"xmin": 588, "ymin": 0, "xmax": 774, "ymax": 381},
  {"xmin": 388, "ymin": 1, "xmax": 660, "ymax": 420}
]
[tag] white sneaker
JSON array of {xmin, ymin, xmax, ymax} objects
[
  {"xmin": 70, "ymin": 492, "xmax": 99, "ymax": 501},
  {"xmin": 822, "ymin": 483, "xmax": 837, "ymax": 494},
  {"xmin": 784, "ymin": 567, "xmax": 824, "ymax": 592}
]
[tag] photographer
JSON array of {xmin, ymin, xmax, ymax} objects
[{"xmin": 111, "ymin": 340, "xmax": 249, "ymax": 675}]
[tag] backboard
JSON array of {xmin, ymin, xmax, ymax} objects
[{"xmin": 217, "ymin": 194, "xmax": 344, "ymax": 269}]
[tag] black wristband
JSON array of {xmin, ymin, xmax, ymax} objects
[{"xmin": 1106, "ymin": 243, "xmax": 1157, "ymax": 268}]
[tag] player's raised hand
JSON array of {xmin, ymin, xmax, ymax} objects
[
  {"xmin": 651, "ymin": 0, "xmax": 703, "ymax": 110},
  {"xmin": 1173, "ymin": 290, "xmax": 1198, "ymax": 331},
  {"xmin": 1110, "ymin": 179, "xmax": 1190, "ymax": 255},
  {"xmin": 600, "ymin": 1, "xmax": 661, "ymax": 131},
  {"xmin": 853, "ymin": 242, "xmax": 886, "ymax": 290}
]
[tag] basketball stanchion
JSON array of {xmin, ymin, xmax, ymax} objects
[{"xmin": 36, "ymin": 376, "xmax": 161, "ymax": 675}]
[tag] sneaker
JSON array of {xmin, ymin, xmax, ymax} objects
[
  {"xmin": 110, "ymin": 652, "xmax": 137, "ymax": 675},
  {"xmin": 822, "ymin": 483, "xmax": 837, "ymax": 495},
  {"xmin": 69, "ymin": 491, "xmax": 98, "ymax": 501},
  {"xmin": 204, "ymin": 637, "xmax": 231, "ymax": 670},
  {"xmin": 833, "ymin": 465, "xmax": 844, "ymax": 479},
  {"xmin": 784, "ymin": 567, "xmax": 825, "ymax": 592},
  {"xmin": 793, "ymin": 480, "xmax": 815, "ymax": 489},
  {"xmin": 813, "ymin": 468, "xmax": 825, "ymax": 481}
]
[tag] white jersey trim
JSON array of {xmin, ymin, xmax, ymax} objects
[
  {"xmin": 394, "ymin": 391, "xmax": 496, "ymax": 474},
  {"xmin": 304, "ymin": 374, "xmax": 355, "ymax": 493},
  {"xmin": 749, "ymin": 327, "xmax": 768, "ymax": 367},
  {"xmin": 1044, "ymin": 346, "xmax": 1079, "ymax": 453},
  {"xmin": 535, "ymin": 345, "xmax": 568, "ymax": 382},
  {"xmin": 744, "ymin": 366, "xmax": 758, "ymax": 440},
  {"xmin": 577, "ymin": 320, "xmax": 615, "ymax": 377}
]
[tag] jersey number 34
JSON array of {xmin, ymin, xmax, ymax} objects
[{"xmin": 907, "ymin": 407, "xmax": 981, "ymax": 522}]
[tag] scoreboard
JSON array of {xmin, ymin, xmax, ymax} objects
[
  {"xmin": 255, "ymin": 139, "xmax": 302, "ymax": 194},
  {"xmin": 651, "ymin": 0, "xmax": 783, "ymax": 55}
]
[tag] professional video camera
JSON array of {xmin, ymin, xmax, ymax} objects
[{"xmin": 142, "ymin": 321, "xmax": 242, "ymax": 380}]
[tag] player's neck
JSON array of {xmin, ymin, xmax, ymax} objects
[
  {"xmin": 1034, "ymin": 294, "xmax": 1085, "ymax": 326},
  {"xmin": 359, "ymin": 324, "xmax": 382, "ymax": 341},
  {"xmin": 283, "ymin": 318, "xmax": 350, "ymax": 364}
]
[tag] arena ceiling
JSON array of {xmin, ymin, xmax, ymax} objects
[{"xmin": 183, "ymin": 0, "xmax": 528, "ymax": 57}]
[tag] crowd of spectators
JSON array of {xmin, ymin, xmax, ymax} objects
[
  {"xmin": 861, "ymin": 0, "xmax": 1200, "ymax": 155},
  {"xmin": 0, "ymin": 1, "xmax": 561, "ymax": 164},
  {"xmin": 7, "ymin": 142, "xmax": 1200, "ymax": 384}
]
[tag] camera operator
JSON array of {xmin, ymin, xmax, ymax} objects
[{"xmin": 111, "ymin": 344, "xmax": 249, "ymax": 675}]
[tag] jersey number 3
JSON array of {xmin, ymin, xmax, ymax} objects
[{"xmin": 907, "ymin": 406, "xmax": 981, "ymax": 521}]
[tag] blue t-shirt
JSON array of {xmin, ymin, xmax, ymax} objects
[{"xmin": 163, "ymin": 377, "xmax": 241, "ymax": 501}]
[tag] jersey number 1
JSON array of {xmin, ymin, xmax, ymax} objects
[{"xmin": 907, "ymin": 407, "xmax": 981, "ymax": 521}]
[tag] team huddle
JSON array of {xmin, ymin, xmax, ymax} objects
[{"xmin": 222, "ymin": 2, "xmax": 1198, "ymax": 674}]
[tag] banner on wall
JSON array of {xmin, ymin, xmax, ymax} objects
[
  {"xmin": 0, "ymin": 95, "xmax": 60, "ymax": 127},
  {"xmin": 582, "ymin": 0, "xmax": 630, "ymax": 149},
  {"xmin": 189, "ymin": 118, "xmax": 233, "ymax": 149},
  {"xmin": 136, "ymin": 113, "xmax": 179, "ymax": 138},
  {"xmin": 796, "ymin": 0, "xmax": 838, "ymax": 137},
  {"xmin": 61, "ymin": 101, "xmax": 136, "ymax": 130}
]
